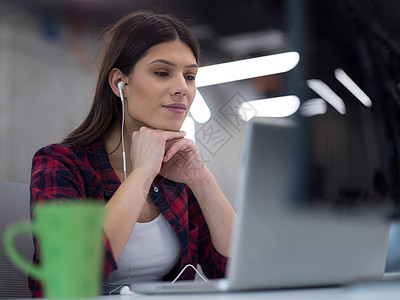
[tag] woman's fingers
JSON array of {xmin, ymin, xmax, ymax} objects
[
  {"xmin": 161, "ymin": 129, "xmax": 187, "ymax": 141},
  {"xmin": 163, "ymin": 138, "xmax": 194, "ymax": 162}
]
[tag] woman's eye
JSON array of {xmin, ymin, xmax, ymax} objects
[
  {"xmin": 155, "ymin": 71, "xmax": 169, "ymax": 77},
  {"xmin": 185, "ymin": 75, "xmax": 196, "ymax": 81}
]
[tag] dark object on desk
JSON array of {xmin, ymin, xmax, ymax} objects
[
  {"xmin": 0, "ymin": 180, "xmax": 33, "ymax": 299},
  {"xmin": 284, "ymin": 0, "xmax": 400, "ymax": 217}
]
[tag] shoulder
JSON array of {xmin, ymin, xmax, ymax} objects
[
  {"xmin": 33, "ymin": 140, "xmax": 106, "ymax": 164},
  {"xmin": 30, "ymin": 140, "xmax": 109, "ymax": 199},
  {"xmin": 31, "ymin": 141, "xmax": 103, "ymax": 176},
  {"xmin": 33, "ymin": 143, "xmax": 87, "ymax": 161}
]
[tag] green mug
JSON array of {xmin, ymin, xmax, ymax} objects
[{"xmin": 4, "ymin": 202, "xmax": 105, "ymax": 298}]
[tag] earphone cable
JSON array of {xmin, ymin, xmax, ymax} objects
[
  {"xmin": 171, "ymin": 264, "xmax": 209, "ymax": 284},
  {"xmin": 105, "ymin": 257, "xmax": 133, "ymax": 295},
  {"xmin": 121, "ymin": 99, "xmax": 127, "ymax": 180}
]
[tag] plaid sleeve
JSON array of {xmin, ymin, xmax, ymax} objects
[
  {"xmin": 31, "ymin": 146, "xmax": 85, "ymax": 205},
  {"xmin": 199, "ymin": 240, "xmax": 229, "ymax": 279},
  {"xmin": 29, "ymin": 145, "xmax": 117, "ymax": 297},
  {"xmin": 187, "ymin": 188, "xmax": 229, "ymax": 279}
]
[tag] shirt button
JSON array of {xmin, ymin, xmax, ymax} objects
[
  {"xmin": 153, "ymin": 186, "xmax": 159, "ymax": 193},
  {"xmin": 176, "ymin": 223, "xmax": 182, "ymax": 229}
]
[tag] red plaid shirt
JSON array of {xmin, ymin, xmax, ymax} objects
[{"xmin": 29, "ymin": 139, "xmax": 228, "ymax": 297}]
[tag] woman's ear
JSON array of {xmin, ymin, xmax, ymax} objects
[{"xmin": 109, "ymin": 68, "xmax": 127, "ymax": 99}]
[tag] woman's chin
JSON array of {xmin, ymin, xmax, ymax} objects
[
  {"xmin": 155, "ymin": 122, "xmax": 185, "ymax": 132},
  {"xmin": 136, "ymin": 118, "xmax": 185, "ymax": 132}
]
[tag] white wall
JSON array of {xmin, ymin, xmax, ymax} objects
[{"xmin": 0, "ymin": 13, "xmax": 95, "ymax": 183}]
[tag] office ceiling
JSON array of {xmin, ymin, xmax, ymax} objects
[
  {"xmin": 1, "ymin": 0, "xmax": 399, "ymax": 56},
  {"xmin": 3, "ymin": 0, "xmax": 398, "ymax": 37},
  {"xmin": 0, "ymin": 0, "xmax": 282, "ymax": 36},
  {"xmin": 1, "ymin": 0, "xmax": 399, "ymax": 89},
  {"xmin": 0, "ymin": 0, "xmax": 285, "ymax": 65}
]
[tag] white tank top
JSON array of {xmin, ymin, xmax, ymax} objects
[{"xmin": 103, "ymin": 213, "xmax": 181, "ymax": 294}]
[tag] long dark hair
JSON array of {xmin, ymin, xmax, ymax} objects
[{"xmin": 62, "ymin": 11, "xmax": 200, "ymax": 147}]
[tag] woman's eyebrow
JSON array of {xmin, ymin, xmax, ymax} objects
[{"xmin": 149, "ymin": 59, "xmax": 198, "ymax": 69}]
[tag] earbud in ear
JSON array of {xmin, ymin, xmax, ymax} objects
[{"xmin": 117, "ymin": 82, "xmax": 125, "ymax": 102}]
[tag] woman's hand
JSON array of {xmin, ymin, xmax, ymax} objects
[
  {"xmin": 130, "ymin": 127, "xmax": 186, "ymax": 180},
  {"xmin": 160, "ymin": 137, "xmax": 210, "ymax": 186},
  {"xmin": 130, "ymin": 127, "xmax": 235, "ymax": 258}
]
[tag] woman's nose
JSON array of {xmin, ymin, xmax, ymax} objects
[{"xmin": 170, "ymin": 75, "xmax": 189, "ymax": 96}]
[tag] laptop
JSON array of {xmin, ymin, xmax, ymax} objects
[{"xmin": 131, "ymin": 117, "xmax": 392, "ymax": 294}]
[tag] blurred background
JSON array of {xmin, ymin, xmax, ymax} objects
[
  {"xmin": 0, "ymin": 0, "xmax": 287, "ymax": 206},
  {"xmin": 1, "ymin": 0, "xmax": 400, "ymax": 208}
]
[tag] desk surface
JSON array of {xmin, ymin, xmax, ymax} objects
[
  {"xmin": 8, "ymin": 281, "xmax": 400, "ymax": 300},
  {"xmin": 103, "ymin": 281, "xmax": 400, "ymax": 300},
  {"xmin": 117, "ymin": 282, "xmax": 400, "ymax": 300}
]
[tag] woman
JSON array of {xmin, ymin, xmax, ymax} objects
[{"xmin": 29, "ymin": 11, "xmax": 235, "ymax": 296}]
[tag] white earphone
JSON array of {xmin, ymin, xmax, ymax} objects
[
  {"xmin": 117, "ymin": 81, "xmax": 125, "ymax": 98},
  {"xmin": 117, "ymin": 81, "xmax": 127, "ymax": 180}
]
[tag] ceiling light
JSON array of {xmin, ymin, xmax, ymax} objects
[
  {"xmin": 334, "ymin": 68, "xmax": 372, "ymax": 107},
  {"xmin": 180, "ymin": 115, "xmax": 196, "ymax": 142},
  {"xmin": 238, "ymin": 95, "xmax": 300, "ymax": 121},
  {"xmin": 189, "ymin": 89, "xmax": 211, "ymax": 123},
  {"xmin": 307, "ymin": 79, "xmax": 346, "ymax": 114},
  {"xmin": 300, "ymin": 98, "xmax": 327, "ymax": 117},
  {"xmin": 196, "ymin": 51, "xmax": 300, "ymax": 87}
]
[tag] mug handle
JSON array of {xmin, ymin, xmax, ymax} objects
[{"xmin": 3, "ymin": 221, "xmax": 43, "ymax": 280}]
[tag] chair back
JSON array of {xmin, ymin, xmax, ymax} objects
[
  {"xmin": 0, "ymin": 180, "xmax": 33, "ymax": 298},
  {"xmin": 386, "ymin": 221, "xmax": 400, "ymax": 273}
]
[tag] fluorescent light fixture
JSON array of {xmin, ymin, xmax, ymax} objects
[
  {"xmin": 189, "ymin": 89, "xmax": 211, "ymax": 123},
  {"xmin": 238, "ymin": 95, "xmax": 300, "ymax": 121},
  {"xmin": 180, "ymin": 115, "xmax": 196, "ymax": 142},
  {"xmin": 300, "ymin": 98, "xmax": 327, "ymax": 117},
  {"xmin": 196, "ymin": 51, "xmax": 300, "ymax": 87},
  {"xmin": 307, "ymin": 79, "xmax": 346, "ymax": 114},
  {"xmin": 334, "ymin": 68, "xmax": 372, "ymax": 107}
]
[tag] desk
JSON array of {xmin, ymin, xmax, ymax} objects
[
  {"xmin": 114, "ymin": 282, "xmax": 400, "ymax": 300},
  {"xmin": 96, "ymin": 282, "xmax": 399, "ymax": 300},
  {"xmin": 35, "ymin": 282, "xmax": 400, "ymax": 300},
  {"xmin": 9, "ymin": 281, "xmax": 400, "ymax": 300}
]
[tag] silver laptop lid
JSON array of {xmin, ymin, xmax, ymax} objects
[{"xmin": 227, "ymin": 118, "xmax": 391, "ymax": 290}]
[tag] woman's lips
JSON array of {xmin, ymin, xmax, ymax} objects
[{"xmin": 162, "ymin": 104, "xmax": 187, "ymax": 114}]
